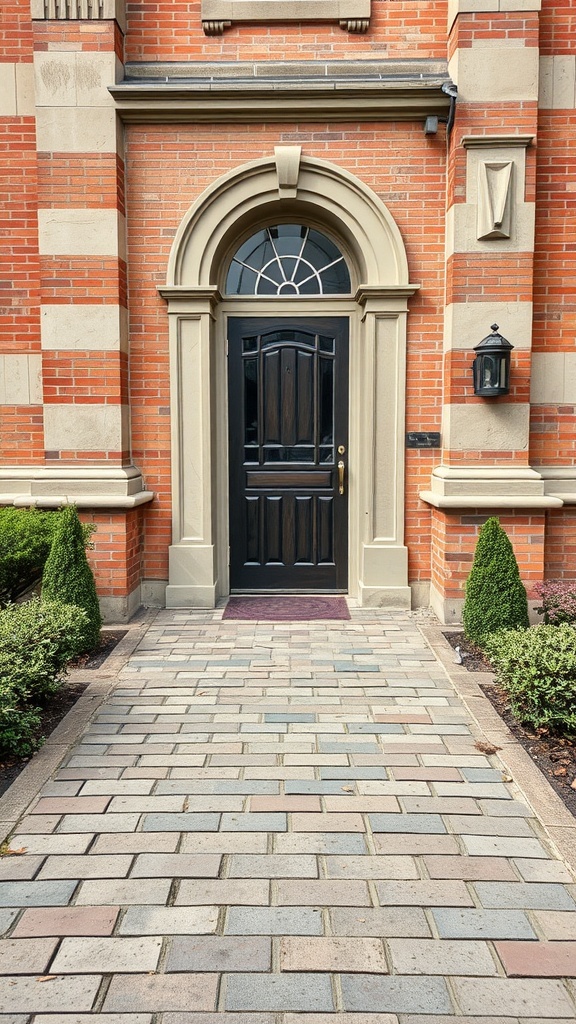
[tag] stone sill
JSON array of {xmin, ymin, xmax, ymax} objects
[
  {"xmin": 0, "ymin": 493, "xmax": 154, "ymax": 510},
  {"xmin": 419, "ymin": 491, "xmax": 563, "ymax": 509},
  {"xmin": 0, "ymin": 466, "xmax": 154, "ymax": 510}
]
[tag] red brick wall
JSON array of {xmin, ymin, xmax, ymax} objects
[
  {"xmin": 124, "ymin": 1, "xmax": 448, "ymax": 63},
  {"xmin": 431, "ymin": 510, "xmax": 545, "ymax": 603},
  {"xmin": 125, "ymin": 121, "xmax": 446, "ymax": 584}
]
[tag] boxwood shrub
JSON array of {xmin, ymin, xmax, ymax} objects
[
  {"xmin": 484, "ymin": 623, "xmax": 576, "ymax": 734},
  {"xmin": 463, "ymin": 517, "xmax": 529, "ymax": 646},
  {"xmin": 0, "ymin": 599, "xmax": 89, "ymax": 756}
]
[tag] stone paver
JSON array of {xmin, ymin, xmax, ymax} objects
[{"xmin": 1, "ymin": 606, "xmax": 575, "ymax": 1022}]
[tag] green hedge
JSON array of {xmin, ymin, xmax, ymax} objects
[
  {"xmin": 0, "ymin": 507, "xmax": 95, "ymax": 608},
  {"xmin": 0, "ymin": 508, "xmax": 55, "ymax": 607},
  {"xmin": 0, "ymin": 599, "xmax": 89, "ymax": 756},
  {"xmin": 485, "ymin": 623, "xmax": 576, "ymax": 734}
]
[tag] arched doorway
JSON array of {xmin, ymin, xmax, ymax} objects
[{"xmin": 160, "ymin": 149, "xmax": 418, "ymax": 608}]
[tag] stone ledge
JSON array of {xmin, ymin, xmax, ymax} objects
[
  {"xmin": 0, "ymin": 466, "xmax": 154, "ymax": 510},
  {"xmin": 111, "ymin": 62, "xmax": 451, "ymax": 122},
  {"xmin": 420, "ymin": 492, "xmax": 563, "ymax": 509}
]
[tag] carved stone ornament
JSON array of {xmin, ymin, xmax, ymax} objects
[
  {"xmin": 340, "ymin": 19, "xmax": 369, "ymax": 32},
  {"xmin": 201, "ymin": 1, "xmax": 371, "ymax": 35},
  {"xmin": 202, "ymin": 20, "xmax": 232, "ymax": 34},
  {"xmin": 274, "ymin": 145, "xmax": 302, "ymax": 199},
  {"xmin": 477, "ymin": 160, "xmax": 514, "ymax": 241},
  {"xmin": 32, "ymin": 0, "xmax": 122, "ymax": 18}
]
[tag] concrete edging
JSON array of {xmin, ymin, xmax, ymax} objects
[
  {"xmin": 0, "ymin": 609, "xmax": 157, "ymax": 845},
  {"xmin": 420, "ymin": 622, "xmax": 576, "ymax": 876}
]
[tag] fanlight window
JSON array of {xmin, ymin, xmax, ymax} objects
[{"xmin": 226, "ymin": 224, "xmax": 351, "ymax": 296}]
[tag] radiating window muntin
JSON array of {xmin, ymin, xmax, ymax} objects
[{"xmin": 226, "ymin": 224, "xmax": 351, "ymax": 296}]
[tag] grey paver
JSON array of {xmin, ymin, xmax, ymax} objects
[
  {"xmin": 35, "ymin": 1017, "xmax": 153, "ymax": 1024},
  {"xmin": 120, "ymin": 905, "xmax": 219, "ymax": 934},
  {"xmin": 387, "ymin": 937, "xmax": 497, "ymax": 975},
  {"xmin": 432, "ymin": 908, "xmax": 537, "ymax": 939},
  {"xmin": 0, "ymin": 937, "xmax": 57, "ymax": 974},
  {"xmin": 230, "ymin": 854, "xmax": 318, "ymax": 877},
  {"xmin": 176, "ymin": 880, "xmax": 270, "ymax": 905},
  {"xmin": 274, "ymin": 833, "xmax": 367, "ymax": 854},
  {"xmin": 220, "ymin": 813, "xmax": 287, "ymax": 831},
  {"xmin": 341, "ymin": 974, "xmax": 452, "ymax": 1013},
  {"xmin": 166, "ymin": 935, "xmax": 271, "ymax": 972},
  {"xmin": 75, "ymin": 878, "xmax": 171, "ymax": 905},
  {"xmin": 103, "ymin": 974, "xmax": 219, "ymax": 1012},
  {"xmin": 452, "ymin": 977, "xmax": 576, "ymax": 1018},
  {"xmin": 226, "ymin": 907, "xmax": 323, "ymax": 934},
  {"xmin": 0, "ymin": 855, "xmax": 45, "ymax": 880},
  {"xmin": 369, "ymin": 813, "xmax": 446, "ymax": 833},
  {"xmin": 331, "ymin": 906, "xmax": 431, "ymax": 937},
  {"xmin": 142, "ymin": 813, "xmax": 220, "ymax": 831},
  {"xmin": 375, "ymin": 880, "xmax": 474, "ymax": 906},
  {"xmin": 38, "ymin": 854, "xmax": 133, "ymax": 879},
  {"xmin": 0, "ymin": 911, "xmax": 19, "ymax": 935},
  {"xmin": 225, "ymin": 973, "xmax": 334, "ymax": 1012},
  {"xmin": 280, "ymin": 935, "xmax": 387, "ymax": 973},
  {"xmin": 0, "ymin": 974, "xmax": 101, "ymax": 1013},
  {"xmin": 131, "ymin": 853, "xmax": 221, "ymax": 877},
  {"xmin": 51, "ymin": 935, "xmax": 162, "ymax": 973},
  {"xmin": 0, "ymin": 881, "xmax": 77, "ymax": 907},
  {"xmin": 474, "ymin": 882, "xmax": 576, "ymax": 910}
]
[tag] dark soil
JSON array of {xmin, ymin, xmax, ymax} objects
[
  {"xmin": 71, "ymin": 629, "xmax": 127, "ymax": 670},
  {"xmin": 443, "ymin": 631, "xmax": 576, "ymax": 818},
  {"xmin": 481, "ymin": 681, "xmax": 576, "ymax": 818},
  {"xmin": 0, "ymin": 629, "xmax": 126, "ymax": 798},
  {"xmin": 443, "ymin": 631, "xmax": 493, "ymax": 672}
]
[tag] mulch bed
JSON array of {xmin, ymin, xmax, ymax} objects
[
  {"xmin": 0, "ymin": 629, "xmax": 126, "ymax": 798},
  {"xmin": 444, "ymin": 630, "xmax": 576, "ymax": 818}
]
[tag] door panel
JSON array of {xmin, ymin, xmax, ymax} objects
[{"xmin": 228, "ymin": 317, "xmax": 349, "ymax": 591}]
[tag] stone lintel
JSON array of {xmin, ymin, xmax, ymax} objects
[{"xmin": 462, "ymin": 135, "xmax": 535, "ymax": 149}]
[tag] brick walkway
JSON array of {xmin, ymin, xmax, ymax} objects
[{"xmin": 1, "ymin": 607, "xmax": 576, "ymax": 1023}]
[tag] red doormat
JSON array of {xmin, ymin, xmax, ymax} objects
[{"xmin": 223, "ymin": 596, "xmax": 351, "ymax": 621}]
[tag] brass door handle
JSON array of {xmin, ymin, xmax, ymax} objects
[{"xmin": 338, "ymin": 460, "xmax": 345, "ymax": 495}]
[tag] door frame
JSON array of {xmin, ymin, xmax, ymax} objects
[
  {"xmin": 227, "ymin": 314, "xmax": 350, "ymax": 594},
  {"xmin": 160, "ymin": 152, "xmax": 418, "ymax": 609}
]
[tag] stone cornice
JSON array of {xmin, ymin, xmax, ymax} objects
[{"xmin": 110, "ymin": 60, "xmax": 451, "ymax": 123}]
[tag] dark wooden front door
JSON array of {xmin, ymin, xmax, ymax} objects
[{"xmin": 228, "ymin": 317, "xmax": 349, "ymax": 591}]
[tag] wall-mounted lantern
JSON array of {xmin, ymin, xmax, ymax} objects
[{"xmin": 472, "ymin": 324, "xmax": 513, "ymax": 397}]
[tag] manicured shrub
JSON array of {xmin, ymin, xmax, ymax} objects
[
  {"xmin": 0, "ymin": 687, "xmax": 42, "ymax": 757},
  {"xmin": 534, "ymin": 579, "xmax": 576, "ymax": 625},
  {"xmin": 42, "ymin": 505, "xmax": 102, "ymax": 653},
  {"xmin": 485, "ymin": 624, "xmax": 576, "ymax": 734},
  {"xmin": 463, "ymin": 516, "xmax": 529, "ymax": 646},
  {"xmin": 0, "ymin": 598, "xmax": 89, "ymax": 697},
  {"xmin": 0, "ymin": 507, "xmax": 95, "ymax": 608},
  {"xmin": 0, "ymin": 598, "xmax": 89, "ymax": 756},
  {"xmin": 0, "ymin": 508, "xmax": 55, "ymax": 606}
]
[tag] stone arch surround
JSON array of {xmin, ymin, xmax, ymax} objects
[{"xmin": 160, "ymin": 152, "xmax": 419, "ymax": 608}]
